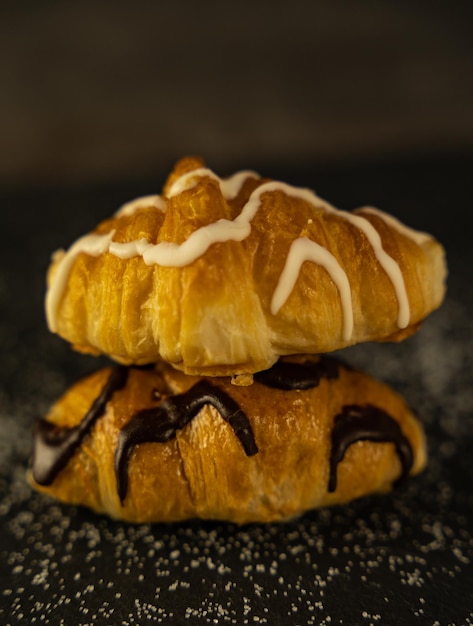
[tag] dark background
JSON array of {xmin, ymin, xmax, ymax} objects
[
  {"xmin": 1, "ymin": 0, "xmax": 473, "ymax": 188},
  {"xmin": 1, "ymin": 2, "xmax": 472, "ymax": 625}
]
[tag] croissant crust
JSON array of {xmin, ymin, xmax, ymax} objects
[
  {"xmin": 29, "ymin": 357, "xmax": 426, "ymax": 524},
  {"xmin": 45, "ymin": 157, "xmax": 447, "ymax": 376}
]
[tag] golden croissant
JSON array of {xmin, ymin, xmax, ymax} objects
[
  {"xmin": 29, "ymin": 356, "xmax": 426, "ymax": 524},
  {"xmin": 45, "ymin": 156, "xmax": 447, "ymax": 376}
]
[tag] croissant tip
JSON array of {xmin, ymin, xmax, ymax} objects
[{"xmin": 163, "ymin": 155, "xmax": 206, "ymax": 194}]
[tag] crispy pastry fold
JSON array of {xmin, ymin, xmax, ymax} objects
[
  {"xmin": 29, "ymin": 357, "xmax": 426, "ymax": 524},
  {"xmin": 45, "ymin": 157, "xmax": 447, "ymax": 376}
]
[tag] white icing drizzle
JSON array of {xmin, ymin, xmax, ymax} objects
[
  {"xmin": 321, "ymin": 206, "xmax": 411, "ymax": 329},
  {"xmin": 46, "ymin": 231, "xmax": 115, "ymax": 332},
  {"xmin": 166, "ymin": 168, "xmax": 260, "ymax": 200},
  {"xmin": 109, "ymin": 238, "xmax": 153, "ymax": 259},
  {"xmin": 110, "ymin": 180, "xmax": 274, "ymax": 267},
  {"xmin": 263, "ymin": 187, "xmax": 411, "ymax": 331},
  {"xmin": 115, "ymin": 195, "xmax": 166, "ymax": 217},
  {"xmin": 238, "ymin": 181, "xmax": 324, "ymax": 222},
  {"xmin": 46, "ymin": 165, "xmax": 426, "ymax": 337},
  {"xmin": 359, "ymin": 206, "xmax": 432, "ymax": 245},
  {"xmin": 140, "ymin": 223, "xmax": 248, "ymax": 266},
  {"xmin": 271, "ymin": 237, "xmax": 353, "ymax": 341}
]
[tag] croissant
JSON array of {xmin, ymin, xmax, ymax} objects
[
  {"xmin": 45, "ymin": 157, "xmax": 446, "ymax": 376},
  {"xmin": 29, "ymin": 356, "xmax": 426, "ymax": 524}
]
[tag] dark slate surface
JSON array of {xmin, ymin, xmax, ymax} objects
[{"xmin": 1, "ymin": 154, "xmax": 472, "ymax": 625}]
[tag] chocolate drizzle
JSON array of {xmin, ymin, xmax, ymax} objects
[
  {"xmin": 115, "ymin": 381, "xmax": 259, "ymax": 503},
  {"xmin": 328, "ymin": 404, "xmax": 414, "ymax": 493},
  {"xmin": 31, "ymin": 358, "xmax": 415, "ymax": 506},
  {"xmin": 254, "ymin": 356, "xmax": 340, "ymax": 390},
  {"xmin": 31, "ymin": 366, "xmax": 128, "ymax": 486}
]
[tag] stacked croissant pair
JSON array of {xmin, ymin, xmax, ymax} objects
[{"xmin": 29, "ymin": 157, "xmax": 447, "ymax": 523}]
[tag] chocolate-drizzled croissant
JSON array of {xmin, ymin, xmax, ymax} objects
[
  {"xmin": 29, "ymin": 357, "xmax": 426, "ymax": 524},
  {"xmin": 45, "ymin": 157, "xmax": 446, "ymax": 376}
]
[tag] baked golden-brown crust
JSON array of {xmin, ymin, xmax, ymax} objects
[
  {"xmin": 45, "ymin": 157, "xmax": 447, "ymax": 376},
  {"xmin": 29, "ymin": 357, "xmax": 426, "ymax": 524}
]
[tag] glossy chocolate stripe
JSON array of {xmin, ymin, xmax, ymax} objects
[
  {"xmin": 254, "ymin": 357, "xmax": 340, "ymax": 390},
  {"xmin": 115, "ymin": 380, "xmax": 258, "ymax": 503},
  {"xmin": 31, "ymin": 366, "xmax": 128, "ymax": 486},
  {"xmin": 328, "ymin": 404, "xmax": 414, "ymax": 493}
]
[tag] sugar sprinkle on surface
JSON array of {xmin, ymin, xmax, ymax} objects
[{"xmin": 1, "ymin": 299, "xmax": 472, "ymax": 625}]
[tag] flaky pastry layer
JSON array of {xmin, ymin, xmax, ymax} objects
[
  {"xmin": 46, "ymin": 157, "xmax": 447, "ymax": 375},
  {"xmin": 29, "ymin": 356, "xmax": 426, "ymax": 524}
]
